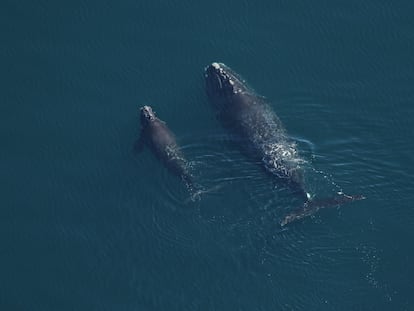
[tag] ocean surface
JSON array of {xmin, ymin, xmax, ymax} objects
[{"xmin": 1, "ymin": 0, "xmax": 414, "ymax": 310}]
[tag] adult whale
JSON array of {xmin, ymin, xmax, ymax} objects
[
  {"xmin": 135, "ymin": 106, "xmax": 194, "ymax": 192},
  {"xmin": 204, "ymin": 62, "xmax": 364, "ymax": 226}
]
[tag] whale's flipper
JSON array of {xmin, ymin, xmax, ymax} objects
[{"xmin": 280, "ymin": 194, "xmax": 366, "ymax": 226}]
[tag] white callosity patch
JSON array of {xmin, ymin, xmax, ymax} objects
[
  {"xmin": 211, "ymin": 62, "xmax": 221, "ymax": 69},
  {"xmin": 212, "ymin": 63, "xmax": 243, "ymax": 94}
]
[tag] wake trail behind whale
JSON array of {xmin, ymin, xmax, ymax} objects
[{"xmin": 184, "ymin": 177, "xmax": 224, "ymax": 203}]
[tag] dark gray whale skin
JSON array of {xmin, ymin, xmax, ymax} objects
[
  {"xmin": 205, "ymin": 62, "xmax": 307, "ymax": 198},
  {"xmin": 136, "ymin": 106, "xmax": 193, "ymax": 189},
  {"xmin": 204, "ymin": 62, "xmax": 364, "ymax": 226}
]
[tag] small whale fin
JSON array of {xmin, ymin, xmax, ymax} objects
[{"xmin": 280, "ymin": 193, "xmax": 366, "ymax": 227}]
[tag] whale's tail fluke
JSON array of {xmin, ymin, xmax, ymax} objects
[{"xmin": 280, "ymin": 194, "xmax": 366, "ymax": 226}]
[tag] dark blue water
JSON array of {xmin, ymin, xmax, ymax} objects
[{"xmin": 1, "ymin": 0, "xmax": 414, "ymax": 310}]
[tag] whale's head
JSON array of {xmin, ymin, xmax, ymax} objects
[
  {"xmin": 204, "ymin": 62, "xmax": 247, "ymax": 103},
  {"xmin": 140, "ymin": 105, "xmax": 156, "ymax": 125}
]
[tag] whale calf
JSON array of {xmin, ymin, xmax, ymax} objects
[
  {"xmin": 135, "ymin": 106, "xmax": 194, "ymax": 192},
  {"xmin": 204, "ymin": 62, "xmax": 364, "ymax": 225}
]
